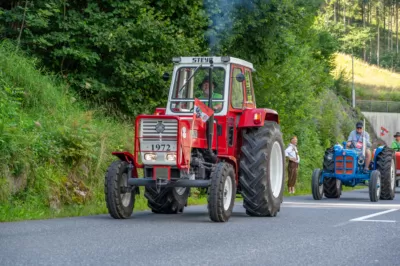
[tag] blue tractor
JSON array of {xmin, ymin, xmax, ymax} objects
[{"xmin": 312, "ymin": 142, "xmax": 396, "ymax": 202}]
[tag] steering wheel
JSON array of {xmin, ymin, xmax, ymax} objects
[{"xmin": 347, "ymin": 141, "xmax": 356, "ymax": 149}]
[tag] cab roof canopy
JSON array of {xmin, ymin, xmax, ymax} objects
[{"xmin": 172, "ymin": 56, "xmax": 255, "ymax": 71}]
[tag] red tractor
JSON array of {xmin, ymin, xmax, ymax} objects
[{"xmin": 104, "ymin": 56, "xmax": 285, "ymax": 222}]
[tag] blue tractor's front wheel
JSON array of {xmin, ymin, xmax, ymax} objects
[
  {"xmin": 312, "ymin": 169, "xmax": 323, "ymax": 200},
  {"xmin": 369, "ymin": 170, "xmax": 381, "ymax": 202}
]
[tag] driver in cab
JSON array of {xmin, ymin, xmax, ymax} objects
[
  {"xmin": 346, "ymin": 121, "xmax": 372, "ymax": 173},
  {"xmin": 200, "ymin": 76, "xmax": 223, "ymax": 111}
]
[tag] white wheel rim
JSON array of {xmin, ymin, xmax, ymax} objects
[
  {"xmin": 175, "ymin": 187, "xmax": 186, "ymax": 196},
  {"xmin": 317, "ymin": 171, "xmax": 323, "ymax": 195},
  {"xmin": 319, "ymin": 178, "xmax": 323, "ymax": 195},
  {"xmin": 377, "ymin": 175, "xmax": 381, "ymax": 197},
  {"xmin": 223, "ymin": 176, "xmax": 233, "ymax": 211},
  {"xmin": 120, "ymin": 173, "xmax": 131, "ymax": 207},
  {"xmin": 390, "ymin": 160, "xmax": 395, "ymax": 189},
  {"xmin": 270, "ymin": 141, "xmax": 283, "ymax": 198}
]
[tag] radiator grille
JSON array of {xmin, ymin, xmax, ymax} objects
[
  {"xmin": 335, "ymin": 156, "xmax": 354, "ymax": 174},
  {"xmin": 140, "ymin": 119, "xmax": 178, "ymax": 140}
]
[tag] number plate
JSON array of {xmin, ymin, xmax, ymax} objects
[{"xmin": 141, "ymin": 142, "xmax": 177, "ymax": 152}]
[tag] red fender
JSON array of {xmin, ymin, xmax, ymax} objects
[
  {"xmin": 111, "ymin": 152, "xmax": 138, "ymax": 178},
  {"xmin": 238, "ymin": 108, "xmax": 279, "ymax": 128}
]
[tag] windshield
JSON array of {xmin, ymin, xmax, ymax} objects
[{"xmin": 170, "ymin": 67, "xmax": 225, "ymax": 113}]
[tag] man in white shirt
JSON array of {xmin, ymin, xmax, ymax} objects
[{"xmin": 285, "ymin": 136, "xmax": 300, "ymax": 194}]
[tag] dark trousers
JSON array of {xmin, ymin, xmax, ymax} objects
[{"xmin": 288, "ymin": 161, "xmax": 299, "ymax": 187}]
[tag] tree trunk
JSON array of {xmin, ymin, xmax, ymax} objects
[
  {"xmin": 377, "ymin": 4, "xmax": 381, "ymax": 66},
  {"xmin": 343, "ymin": 1, "xmax": 346, "ymax": 28},
  {"xmin": 334, "ymin": 0, "xmax": 337, "ymax": 23},
  {"xmin": 397, "ymin": 0, "xmax": 399, "ymax": 54},
  {"xmin": 363, "ymin": 0, "xmax": 367, "ymax": 61},
  {"xmin": 387, "ymin": 0, "xmax": 392, "ymax": 52},
  {"xmin": 17, "ymin": 0, "xmax": 28, "ymax": 47}
]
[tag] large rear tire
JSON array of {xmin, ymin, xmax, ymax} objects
[
  {"xmin": 207, "ymin": 162, "xmax": 236, "ymax": 222},
  {"xmin": 323, "ymin": 147, "xmax": 334, "ymax": 172},
  {"xmin": 322, "ymin": 146, "xmax": 341, "ymax": 198},
  {"xmin": 312, "ymin": 169, "xmax": 323, "ymax": 200},
  {"xmin": 369, "ymin": 170, "xmax": 381, "ymax": 202},
  {"xmin": 239, "ymin": 122, "xmax": 285, "ymax": 217},
  {"xmin": 145, "ymin": 186, "xmax": 189, "ymax": 214},
  {"xmin": 105, "ymin": 161, "xmax": 135, "ymax": 219},
  {"xmin": 377, "ymin": 147, "xmax": 396, "ymax": 200}
]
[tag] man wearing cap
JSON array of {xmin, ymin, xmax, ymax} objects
[
  {"xmin": 392, "ymin": 132, "xmax": 400, "ymax": 151},
  {"xmin": 200, "ymin": 76, "xmax": 223, "ymax": 111},
  {"xmin": 346, "ymin": 121, "xmax": 372, "ymax": 173}
]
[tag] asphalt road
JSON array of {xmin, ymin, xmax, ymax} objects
[{"xmin": 1, "ymin": 188, "xmax": 400, "ymax": 266}]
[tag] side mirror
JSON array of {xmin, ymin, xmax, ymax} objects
[
  {"xmin": 236, "ymin": 73, "xmax": 245, "ymax": 82},
  {"xmin": 162, "ymin": 72, "xmax": 170, "ymax": 81}
]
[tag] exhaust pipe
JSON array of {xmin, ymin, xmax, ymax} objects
[{"xmin": 207, "ymin": 59, "xmax": 214, "ymax": 152}]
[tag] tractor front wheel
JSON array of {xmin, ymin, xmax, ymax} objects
[
  {"xmin": 312, "ymin": 169, "xmax": 324, "ymax": 200},
  {"xmin": 323, "ymin": 178, "xmax": 342, "ymax": 198},
  {"xmin": 105, "ymin": 160, "xmax": 135, "ymax": 219},
  {"xmin": 376, "ymin": 147, "xmax": 396, "ymax": 200},
  {"xmin": 207, "ymin": 162, "xmax": 236, "ymax": 222},
  {"xmin": 369, "ymin": 170, "xmax": 381, "ymax": 202},
  {"xmin": 239, "ymin": 122, "xmax": 285, "ymax": 217}
]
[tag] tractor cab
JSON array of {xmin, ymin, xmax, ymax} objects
[{"xmin": 165, "ymin": 56, "xmax": 256, "ymax": 116}]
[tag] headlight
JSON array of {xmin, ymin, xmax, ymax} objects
[
  {"xmin": 166, "ymin": 153, "xmax": 177, "ymax": 161},
  {"xmin": 144, "ymin": 153, "xmax": 157, "ymax": 161}
]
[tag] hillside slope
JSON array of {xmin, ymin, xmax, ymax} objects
[{"xmin": 334, "ymin": 53, "xmax": 400, "ymax": 102}]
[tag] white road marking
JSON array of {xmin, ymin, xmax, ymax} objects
[
  {"xmin": 283, "ymin": 201, "xmax": 400, "ymax": 210},
  {"xmin": 356, "ymin": 220, "xmax": 396, "ymax": 223},
  {"xmin": 349, "ymin": 209, "xmax": 398, "ymax": 222}
]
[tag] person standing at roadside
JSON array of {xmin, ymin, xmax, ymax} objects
[
  {"xmin": 392, "ymin": 132, "xmax": 400, "ymax": 151},
  {"xmin": 285, "ymin": 136, "xmax": 300, "ymax": 194}
]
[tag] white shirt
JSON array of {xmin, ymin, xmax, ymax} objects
[{"xmin": 285, "ymin": 143, "xmax": 300, "ymax": 163}]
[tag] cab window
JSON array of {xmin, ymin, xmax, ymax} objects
[
  {"xmin": 231, "ymin": 68, "xmax": 244, "ymax": 109},
  {"xmin": 244, "ymin": 69, "xmax": 255, "ymax": 106}
]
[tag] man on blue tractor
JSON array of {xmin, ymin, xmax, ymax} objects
[{"xmin": 346, "ymin": 121, "xmax": 372, "ymax": 174}]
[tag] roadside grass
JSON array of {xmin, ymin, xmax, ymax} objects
[
  {"xmin": 0, "ymin": 41, "xmax": 210, "ymax": 223},
  {"xmin": 334, "ymin": 53, "xmax": 400, "ymax": 101}
]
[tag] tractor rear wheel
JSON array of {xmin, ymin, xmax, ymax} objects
[
  {"xmin": 145, "ymin": 186, "xmax": 189, "ymax": 214},
  {"xmin": 323, "ymin": 147, "xmax": 334, "ymax": 172},
  {"xmin": 323, "ymin": 178, "xmax": 342, "ymax": 198},
  {"xmin": 207, "ymin": 162, "xmax": 236, "ymax": 222},
  {"xmin": 239, "ymin": 122, "xmax": 285, "ymax": 217},
  {"xmin": 105, "ymin": 160, "xmax": 135, "ymax": 219},
  {"xmin": 369, "ymin": 170, "xmax": 381, "ymax": 202},
  {"xmin": 376, "ymin": 147, "xmax": 396, "ymax": 200},
  {"xmin": 312, "ymin": 169, "xmax": 324, "ymax": 200}
]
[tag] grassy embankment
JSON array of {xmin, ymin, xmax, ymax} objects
[{"xmin": 0, "ymin": 42, "xmax": 212, "ymax": 222}]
